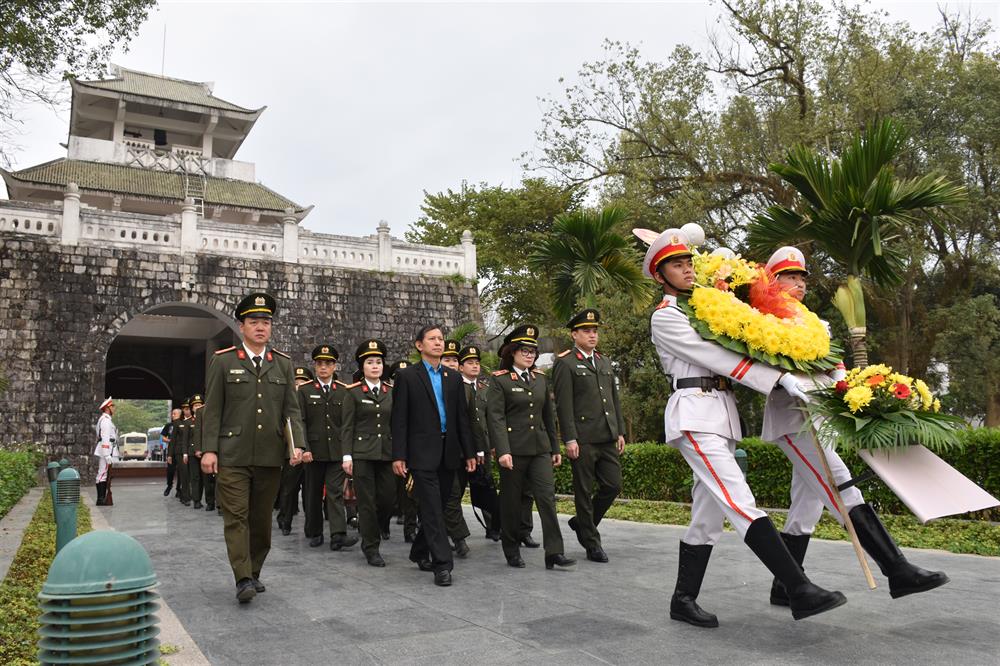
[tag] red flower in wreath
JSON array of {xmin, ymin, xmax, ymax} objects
[
  {"xmin": 835, "ymin": 380, "xmax": 849, "ymax": 394},
  {"xmin": 893, "ymin": 383, "xmax": 911, "ymax": 400},
  {"xmin": 714, "ymin": 279, "xmax": 730, "ymax": 291}
]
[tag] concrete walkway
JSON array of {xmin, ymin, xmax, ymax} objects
[{"xmin": 93, "ymin": 479, "xmax": 1000, "ymax": 665}]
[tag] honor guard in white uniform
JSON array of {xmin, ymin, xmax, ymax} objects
[
  {"xmin": 638, "ymin": 225, "xmax": 846, "ymax": 628},
  {"xmin": 759, "ymin": 247, "xmax": 948, "ymax": 604},
  {"xmin": 94, "ymin": 396, "xmax": 118, "ymax": 505}
]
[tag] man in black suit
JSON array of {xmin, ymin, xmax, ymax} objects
[{"xmin": 391, "ymin": 324, "xmax": 477, "ymax": 587}]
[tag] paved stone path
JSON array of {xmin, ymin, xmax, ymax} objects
[{"xmin": 94, "ymin": 480, "xmax": 1000, "ymax": 665}]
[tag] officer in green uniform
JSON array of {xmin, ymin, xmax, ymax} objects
[
  {"xmin": 171, "ymin": 399, "xmax": 192, "ymax": 506},
  {"xmin": 300, "ymin": 345, "xmax": 358, "ymax": 551},
  {"xmin": 456, "ymin": 345, "xmax": 500, "ymax": 541},
  {"xmin": 276, "ymin": 367, "xmax": 312, "ymax": 534},
  {"xmin": 342, "ymin": 339, "xmax": 396, "ymax": 567},
  {"xmin": 190, "ymin": 395, "xmax": 217, "ymax": 513},
  {"xmin": 388, "ymin": 360, "xmax": 418, "ymax": 543},
  {"xmin": 187, "ymin": 394, "xmax": 206, "ymax": 510},
  {"xmin": 487, "ymin": 325, "xmax": 575, "ymax": 570},
  {"xmin": 200, "ymin": 292, "xmax": 306, "ymax": 604},
  {"xmin": 552, "ymin": 308, "xmax": 626, "ymax": 563}
]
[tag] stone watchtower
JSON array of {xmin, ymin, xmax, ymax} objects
[{"xmin": 0, "ymin": 66, "xmax": 480, "ymax": 472}]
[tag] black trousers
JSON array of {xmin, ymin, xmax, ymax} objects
[
  {"xmin": 165, "ymin": 459, "xmax": 176, "ymax": 489},
  {"xmin": 409, "ymin": 467, "xmax": 455, "ymax": 573}
]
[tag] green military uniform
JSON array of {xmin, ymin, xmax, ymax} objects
[
  {"xmin": 299, "ymin": 346, "xmax": 356, "ymax": 550},
  {"xmin": 342, "ymin": 340, "xmax": 395, "ymax": 565},
  {"xmin": 552, "ymin": 308, "xmax": 625, "ymax": 558},
  {"xmin": 201, "ymin": 292, "xmax": 306, "ymax": 595},
  {"xmin": 187, "ymin": 394, "xmax": 206, "ymax": 509},
  {"xmin": 171, "ymin": 403, "xmax": 192, "ymax": 505},
  {"xmin": 190, "ymin": 398, "xmax": 217, "ymax": 512},
  {"xmin": 487, "ymin": 325, "xmax": 566, "ymax": 563},
  {"xmin": 277, "ymin": 367, "xmax": 312, "ymax": 535}
]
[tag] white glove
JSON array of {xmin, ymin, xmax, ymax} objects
[
  {"xmin": 778, "ymin": 373, "xmax": 811, "ymax": 403},
  {"xmin": 829, "ymin": 367, "xmax": 847, "ymax": 382}
]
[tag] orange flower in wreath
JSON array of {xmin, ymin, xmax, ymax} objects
[{"xmin": 866, "ymin": 374, "xmax": 885, "ymax": 387}]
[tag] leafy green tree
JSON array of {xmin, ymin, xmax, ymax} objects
[
  {"xmin": 527, "ymin": 207, "xmax": 650, "ymax": 322},
  {"xmin": 747, "ymin": 120, "xmax": 966, "ymax": 367},
  {"xmin": 406, "ymin": 179, "xmax": 580, "ymax": 333},
  {"xmin": 0, "ymin": 0, "xmax": 157, "ymax": 165},
  {"xmin": 113, "ymin": 399, "xmax": 168, "ymax": 436},
  {"xmin": 931, "ymin": 295, "xmax": 1000, "ymax": 426}
]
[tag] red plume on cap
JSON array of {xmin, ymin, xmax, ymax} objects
[{"xmin": 749, "ymin": 267, "xmax": 798, "ymax": 319}]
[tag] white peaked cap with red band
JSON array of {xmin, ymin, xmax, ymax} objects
[
  {"xmin": 99, "ymin": 397, "xmax": 114, "ymax": 411},
  {"xmin": 765, "ymin": 246, "xmax": 809, "ymax": 275},
  {"xmin": 633, "ymin": 223, "xmax": 705, "ymax": 279}
]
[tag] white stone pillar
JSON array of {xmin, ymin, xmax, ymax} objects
[
  {"xmin": 60, "ymin": 182, "xmax": 81, "ymax": 246},
  {"xmin": 180, "ymin": 198, "xmax": 199, "ymax": 253},
  {"xmin": 461, "ymin": 229, "xmax": 476, "ymax": 279},
  {"xmin": 282, "ymin": 208, "xmax": 299, "ymax": 263},
  {"xmin": 377, "ymin": 220, "xmax": 392, "ymax": 272}
]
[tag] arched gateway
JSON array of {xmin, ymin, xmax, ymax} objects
[{"xmin": 0, "ymin": 67, "xmax": 480, "ymax": 477}]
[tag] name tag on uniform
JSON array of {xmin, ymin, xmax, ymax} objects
[
  {"xmin": 309, "ymin": 394, "xmax": 322, "ymax": 399},
  {"xmin": 229, "ymin": 369, "xmax": 246, "ymax": 374},
  {"xmin": 577, "ymin": 364, "xmax": 589, "ymax": 369},
  {"xmin": 362, "ymin": 399, "xmax": 375, "ymax": 404},
  {"xmin": 511, "ymin": 387, "xmax": 524, "ymax": 393}
]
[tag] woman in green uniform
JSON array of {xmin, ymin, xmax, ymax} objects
[
  {"xmin": 487, "ymin": 324, "xmax": 575, "ymax": 570},
  {"xmin": 341, "ymin": 339, "xmax": 396, "ymax": 567}
]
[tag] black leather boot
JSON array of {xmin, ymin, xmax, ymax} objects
[
  {"xmin": 849, "ymin": 503, "xmax": 949, "ymax": 599},
  {"xmin": 669, "ymin": 541, "xmax": 718, "ymax": 628},
  {"xmin": 744, "ymin": 517, "xmax": 846, "ymax": 620},
  {"xmin": 95, "ymin": 482, "xmax": 107, "ymax": 506},
  {"xmin": 770, "ymin": 533, "xmax": 810, "ymax": 606}
]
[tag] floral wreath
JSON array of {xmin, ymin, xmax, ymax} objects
[{"xmin": 680, "ymin": 249, "xmax": 843, "ymax": 373}]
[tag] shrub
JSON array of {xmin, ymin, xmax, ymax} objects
[{"xmin": 0, "ymin": 448, "xmax": 42, "ymax": 520}]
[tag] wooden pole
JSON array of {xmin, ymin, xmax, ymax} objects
[{"xmin": 806, "ymin": 419, "xmax": 877, "ymax": 590}]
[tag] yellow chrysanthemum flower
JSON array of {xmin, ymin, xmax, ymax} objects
[{"xmin": 844, "ymin": 386, "xmax": 874, "ymax": 413}]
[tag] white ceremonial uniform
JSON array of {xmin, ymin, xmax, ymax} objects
[
  {"xmin": 93, "ymin": 412, "xmax": 118, "ymax": 483},
  {"xmin": 651, "ymin": 294, "xmax": 784, "ymax": 544},
  {"xmin": 761, "ymin": 367, "xmax": 863, "ymax": 535}
]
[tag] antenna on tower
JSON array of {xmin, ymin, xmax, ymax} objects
[{"xmin": 161, "ymin": 25, "xmax": 167, "ymax": 75}]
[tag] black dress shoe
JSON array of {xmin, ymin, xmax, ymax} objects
[
  {"xmin": 309, "ymin": 535, "xmax": 324, "ymax": 547},
  {"xmin": 485, "ymin": 530, "xmax": 501, "ymax": 542},
  {"xmin": 434, "ymin": 570, "xmax": 452, "ymax": 587},
  {"xmin": 206, "ymin": 503, "xmax": 215, "ymax": 512},
  {"xmin": 163, "ymin": 487, "xmax": 171, "ymax": 497},
  {"xmin": 193, "ymin": 502, "xmax": 203, "ymax": 509},
  {"xmin": 586, "ymin": 547, "xmax": 609, "ymax": 563},
  {"xmin": 181, "ymin": 500, "xmax": 191, "ymax": 506},
  {"xmin": 366, "ymin": 552, "xmax": 386, "ymax": 567},
  {"xmin": 381, "ymin": 529, "xmax": 391, "ymax": 540},
  {"xmin": 236, "ymin": 578, "xmax": 256, "ymax": 604},
  {"xmin": 453, "ymin": 538, "xmax": 470, "ymax": 558},
  {"xmin": 330, "ymin": 534, "xmax": 359, "ymax": 551},
  {"xmin": 545, "ymin": 553, "xmax": 577, "ymax": 570},
  {"xmin": 417, "ymin": 559, "xmax": 435, "ymax": 572},
  {"xmin": 520, "ymin": 535, "xmax": 540, "ymax": 548},
  {"xmin": 506, "ymin": 555, "xmax": 526, "ymax": 568},
  {"xmin": 251, "ymin": 578, "xmax": 266, "ymax": 593}
]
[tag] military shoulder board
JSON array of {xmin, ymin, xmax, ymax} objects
[
  {"xmin": 215, "ymin": 346, "xmax": 236, "ymax": 355},
  {"xmin": 557, "ymin": 349, "xmax": 572, "ymax": 358},
  {"xmin": 491, "ymin": 370, "xmax": 508, "ymax": 377},
  {"xmin": 344, "ymin": 382, "xmax": 362, "ymax": 390},
  {"xmin": 271, "ymin": 349, "xmax": 290, "ymax": 358}
]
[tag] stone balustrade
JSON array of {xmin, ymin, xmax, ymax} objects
[{"xmin": 0, "ymin": 183, "xmax": 476, "ymax": 279}]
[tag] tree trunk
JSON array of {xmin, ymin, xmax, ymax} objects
[
  {"xmin": 985, "ymin": 391, "xmax": 1000, "ymax": 427},
  {"xmin": 849, "ymin": 327, "xmax": 869, "ymax": 369}
]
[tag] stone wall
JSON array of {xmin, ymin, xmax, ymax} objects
[{"xmin": 0, "ymin": 235, "xmax": 482, "ymax": 477}]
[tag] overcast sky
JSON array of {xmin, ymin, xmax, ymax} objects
[{"xmin": 5, "ymin": 1, "xmax": 996, "ymax": 238}]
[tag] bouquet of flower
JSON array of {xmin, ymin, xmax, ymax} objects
[
  {"xmin": 677, "ymin": 250, "xmax": 843, "ymax": 373},
  {"xmin": 808, "ymin": 364, "xmax": 966, "ymax": 453}
]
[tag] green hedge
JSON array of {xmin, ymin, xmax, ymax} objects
[
  {"xmin": 0, "ymin": 449, "xmax": 41, "ymax": 520},
  {"xmin": 546, "ymin": 427, "xmax": 1000, "ymax": 520}
]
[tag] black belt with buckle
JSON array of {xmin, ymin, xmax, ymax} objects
[{"xmin": 675, "ymin": 376, "xmax": 732, "ymax": 392}]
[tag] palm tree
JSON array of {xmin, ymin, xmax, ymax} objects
[
  {"xmin": 528, "ymin": 207, "xmax": 650, "ymax": 323},
  {"xmin": 747, "ymin": 119, "xmax": 966, "ymax": 367}
]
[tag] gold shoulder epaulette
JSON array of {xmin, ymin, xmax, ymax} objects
[
  {"xmin": 345, "ymin": 382, "xmax": 362, "ymax": 389},
  {"xmin": 335, "ymin": 380, "xmax": 351, "ymax": 387},
  {"xmin": 557, "ymin": 349, "xmax": 572, "ymax": 358},
  {"xmin": 532, "ymin": 368, "xmax": 546, "ymax": 376},
  {"xmin": 384, "ymin": 381, "xmax": 394, "ymax": 388},
  {"xmin": 214, "ymin": 346, "xmax": 236, "ymax": 355},
  {"xmin": 271, "ymin": 349, "xmax": 290, "ymax": 358},
  {"xmin": 491, "ymin": 369, "xmax": 508, "ymax": 376}
]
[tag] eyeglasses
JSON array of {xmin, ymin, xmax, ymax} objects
[{"xmin": 517, "ymin": 347, "xmax": 538, "ymax": 356}]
